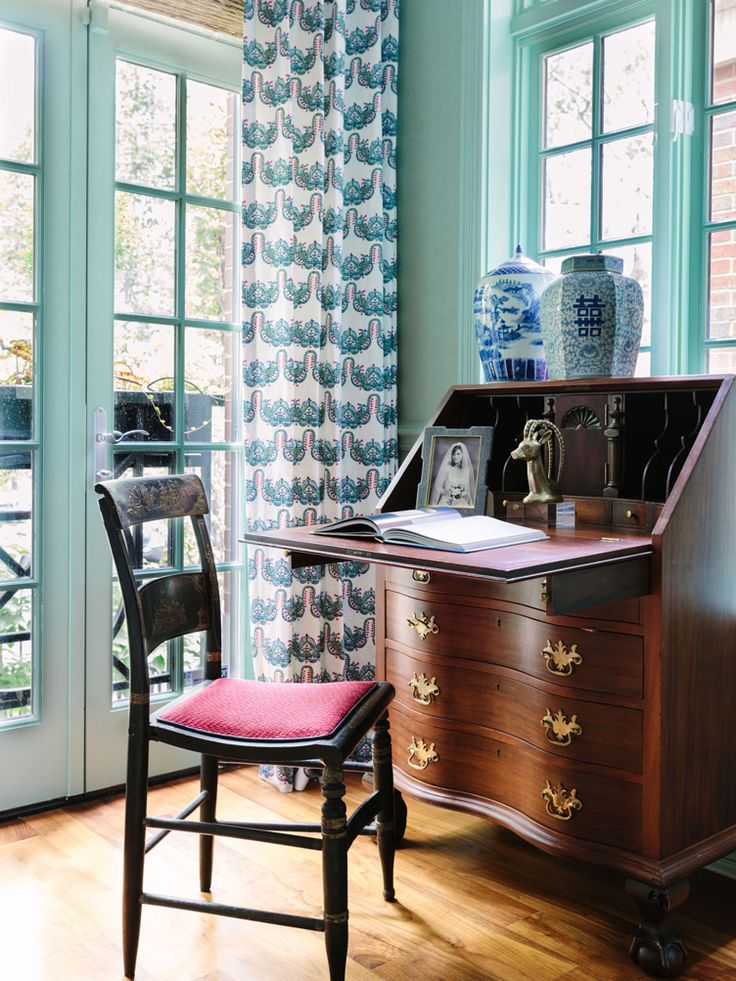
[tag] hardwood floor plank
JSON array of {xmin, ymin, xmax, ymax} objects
[{"xmin": 1, "ymin": 767, "xmax": 736, "ymax": 979}]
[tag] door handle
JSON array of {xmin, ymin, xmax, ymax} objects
[{"xmin": 93, "ymin": 406, "xmax": 149, "ymax": 483}]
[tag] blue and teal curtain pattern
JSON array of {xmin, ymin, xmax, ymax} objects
[{"xmin": 242, "ymin": 0, "xmax": 399, "ymax": 789}]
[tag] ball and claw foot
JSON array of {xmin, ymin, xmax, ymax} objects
[
  {"xmin": 625, "ymin": 877, "xmax": 689, "ymax": 978},
  {"xmin": 629, "ymin": 926, "xmax": 688, "ymax": 978}
]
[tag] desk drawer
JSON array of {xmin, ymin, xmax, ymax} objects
[
  {"xmin": 386, "ymin": 593, "xmax": 644, "ymax": 699},
  {"xmin": 385, "ymin": 646, "xmax": 643, "ymax": 773},
  {"xmin": 386, "ymin": 568, "xmax": 640, "ymax": 624},
  {"xmin": 391, "ymin": 706, "xmax": 642, "ymax": 853}
]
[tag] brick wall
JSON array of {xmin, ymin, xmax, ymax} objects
[{"xmin": 709, "ymin": 59, "xmax": 736, "ymax": 369}]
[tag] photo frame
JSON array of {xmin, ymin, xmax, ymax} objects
[{"xmin": 416, "ymin": 426, "xmax": 494, "ymax": 516}]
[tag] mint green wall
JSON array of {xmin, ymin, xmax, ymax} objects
[{"xmin": 397, "ymin": 0, "xmax": 492, "ymax": 453}]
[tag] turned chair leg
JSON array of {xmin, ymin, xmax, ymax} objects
[
  {"xmin": 199, "ymin": 754, "xmax": 219, "ymax": 893},
  {"xmin": 122, "ymin": 727, "xmax": 149, "ymax": 980},
  {"xmin": 372, "ymin": 713, "xmax": 396, "ymax": 901},
  {"xmin": 322, "ymin": 765, "xmax": 349, "ymax": 981}
]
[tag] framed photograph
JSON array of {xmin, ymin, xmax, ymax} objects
[{"xmin": 416, "ymin": 426, "xmax": 494, "ymax": 516}]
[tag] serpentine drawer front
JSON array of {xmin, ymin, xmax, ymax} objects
[
  {"xmin": 385, "ymin": 591, "xmax": 644, "ymax": 699},
  {"xmin": 386, "ymin": 567, "xmax": 641, "ymax": 624},
  {"xmin": 391, "ymin": 706, "xmax": 642, "ymax": 853},
  {"xmin": 385, "ymin": 646, "xmax": 643, "ymax": 773}
]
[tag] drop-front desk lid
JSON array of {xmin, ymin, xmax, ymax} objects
[{"xmin": 241, "ymin": 525, "xmax": 653, "ymax": 615}]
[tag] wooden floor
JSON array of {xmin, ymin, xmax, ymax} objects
[{"xmin": 1, "ymin": 767, "xmax": 736, "ymax": 980}]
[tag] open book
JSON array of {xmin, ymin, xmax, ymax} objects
[{"xmin": 313, "ymin": 508, "xmax": 548, "ymax": 553}]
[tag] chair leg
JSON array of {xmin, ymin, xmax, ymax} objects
[
  {"xmin": 122, "ymin": 726, "xmax": 149, "ymax": 980},
  {"xmin": 199, "ymin": 754, "xmax": 218, "ymax": 893},
  {"xmin": 372, "ymin": 712, "xmax": 396, "ymax": 901},
  {"xmin": 321, "ymin": 765, "xmax": 349, "ymax": 981}
]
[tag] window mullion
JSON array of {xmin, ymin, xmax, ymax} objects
[{"xmin": 590, "ymin": 33, "xmax": 603, "ymax": 247}]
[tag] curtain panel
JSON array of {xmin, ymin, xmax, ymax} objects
[{"xmin": 242, "ymin": 0, "xmax": 399, "ymax": 789}]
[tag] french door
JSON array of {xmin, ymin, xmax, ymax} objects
[
  {"xmin": 0, "ymin": 0, "xmax": 86, "ymax": 812},
  {"xmin": 0, "ymin": 0, "xmax": 244, "ymax": 809},
  {"xmin": 85, "ymin": 5, "xmax": 244, "ymax": 791}
]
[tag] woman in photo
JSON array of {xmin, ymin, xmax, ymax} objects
[{"xmin": 430, "ymin": 441, "xmax": 475, "ymax": 506}]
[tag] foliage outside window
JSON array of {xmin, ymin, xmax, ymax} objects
[{"xmin": 513, "ymin": 0, "xmax": 732, "ymax": 376}]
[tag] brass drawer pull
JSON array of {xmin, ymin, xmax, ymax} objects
[
  {"xmin": 409, "ymin": 672, "xmax": 440, "ymax": 705},
  {"xmin": 407, "ymin": 611, "xmax": 439, "ymax": 641},
  {"xmin": 407, "ymin": 736, "xmax": 439, "ymax": 770},
  {"xmin": 541, "ymin": 638, "xmax": 582, "ymax": 676},
  {"xmin": 541, "ymin": 708, "xmax": 582, "ymax": 746},
  {"xmin": 412, "ymin": 569, "xmax": 431, "ymax": 584},
  {"xmin": 541, "ymin": 780, "xmax": 582, "ymax": 821}
]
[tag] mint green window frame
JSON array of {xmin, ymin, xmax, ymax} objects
[
  {"xmin": 0, "ymin": 19, "xmax": 43, "ymax": 725},
  {"xmin": 504, "ymin": 0, "xmax": 714, "ymax": 376}
]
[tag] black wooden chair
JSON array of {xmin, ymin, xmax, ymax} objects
[{"xmin": 95, "ymin": 474, "xmax": 398, "ymax": 981}]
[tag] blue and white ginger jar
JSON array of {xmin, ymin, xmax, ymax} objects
[
  {"xmin": 473, "ymin": 245, "xmax": 558, "ymax": 381},
  {"xmin": 539, "ymin": 254, "xmax": 644, "ymax": 380}
]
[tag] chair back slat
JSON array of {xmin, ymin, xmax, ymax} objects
[
  {"xmin": 138, "ymin": 572, "xmax": 211, "ymax": 653},
  {"xmin": 95, "ymin": 474, "xmax": 208, "ymax": 529},
  {"xmin": 96, "ymin": 474, "xmax": 222, "ymax": 696}
]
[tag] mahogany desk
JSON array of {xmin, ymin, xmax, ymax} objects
[{"xmin": 243, "ymin": 375, "xmax": 736, "ymax": 977}]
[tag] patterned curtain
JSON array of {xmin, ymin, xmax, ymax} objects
[{"xmin": 242, "ymin": 0, "xmax": 399, "ymax": 791}]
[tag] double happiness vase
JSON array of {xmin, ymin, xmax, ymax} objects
[
  {"xmin": 539, "ymin": 253, "xmax": 644, "ymax": 379},
  {"xmin": 473, "ymin": 245, "xmax": 558, "ymax": 381}
]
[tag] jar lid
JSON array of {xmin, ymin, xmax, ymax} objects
[
  {"xmin": 561, "ymin": 253, "xmax": 624, "ymax": 274},
  {"xmin": 487, "ymin": 244, "xmax": 550, "ymax": 277}
]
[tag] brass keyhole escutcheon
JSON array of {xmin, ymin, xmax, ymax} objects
[{"xmin": 412, "ymin": 569, "xmax": 431, "ymax": 584}]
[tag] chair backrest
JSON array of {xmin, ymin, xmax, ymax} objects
[{"xmin": 95, "ymin": 474, "xmax": 222, "ymax": 700}]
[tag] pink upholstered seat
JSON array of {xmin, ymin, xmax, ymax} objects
[{"xmin": 157, "ymin": 678, "xmax": 377, "ymax": 741}]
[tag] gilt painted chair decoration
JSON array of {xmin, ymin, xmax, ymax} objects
[{"xmin": 95, "ymin": 474, "xmax": 397, "ymax": 981}]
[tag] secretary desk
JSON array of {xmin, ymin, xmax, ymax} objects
[{"xmin": 243, "ymin": 375, "xmax": 736, "ymax": 977}]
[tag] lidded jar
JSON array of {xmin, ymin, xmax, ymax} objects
[
  {"xmin": 539, "ymin": 253, "xmax": 644, "ymax": 380},
  {"xmin": 473, "ymin": 245, "xmax": 558, "ymax": 381}
]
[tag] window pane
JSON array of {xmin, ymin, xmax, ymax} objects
[
  {"xmin": 0, "ymin": 29, "xmax": 35, "ymax": 164},
  {"xmin": 115, "ymin": 191, "xmax": 175, "ymax": 316},
  {"xmin": 711, "ymin": 0, "xmax": 736, "ymax": 107},
  {"xmin": 602, "ymin": 21, "xmax": 655, "ymax": 134},
  {"xmin": 0, "ymin": 311, "xmax": 33, "ymax": 440},
  {"xmin": 187, "ymin": 81, "xmax": 236, "ymax": 200},
  {"xmin": 185, "ymin": 205, "xmax": 234, "ymax": 321},
  {"xmin": 544, "ymin": 42, "xmax": 593, "ymax": 149},
  {"xmin": 611, "ymin": 242, "xmax": 652, "ymax": 347},
  {"xmin": 710, "ymin": 110, "xmax": 736, "ymax": 223},
  {"xmin": 184, "ymin": 451, "xmax": 237, "ymax": 564},
  {"xmin": 0, "ymin": 170, "xmax": 34, "ymax": 302},
  {"xmin": 115, "ymin": 61, "xmax": 176, "ymax": 189},
  {"xmin": 114, "ymin": 321, "xmax": 176, "ymax": 441},
  {"xmin": 0, "ymin": 453, "xmax": 32, "ymax": 580},
  {"xmin": 112, "ymin": 580, "xmax": 174, "ymax": 703},
  {"xmin": 111, "ymin": 452, "xmax": 177, "ymax": 569},
  {"xmin": 543, "ymin": 148, "xmax": 591, "ymax": 249},
  {"xmin": 0, "ymin": 588, "xmax": 33, "ymax": 722},
  {"xmin": 635, "ymin": 350, "xmax": 651, "ymax": 377},
  {"xmin": 601, "ymin": 134, "xmax": 653, "ymax": 240},
  {"xmin": 184, "ymin": 327, "xmax": 236, "ymax": 442},
  {"xmin": 708, "ymin": 346, "xmax": 736, "ymax": 372},
  {"xmin": 708, "ymin": 228, "xmax": 736, "ymax": 340},
  {"xmin": 182, "ymin": 570, "xmax": 235, "ymax": 686}
]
